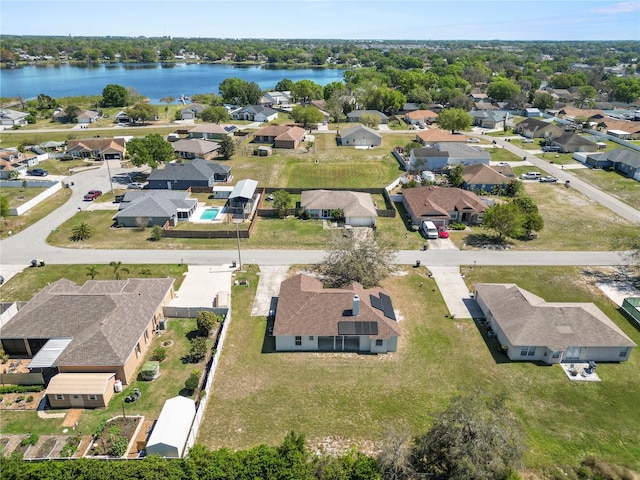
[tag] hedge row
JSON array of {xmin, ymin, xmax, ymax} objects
[{"xmin": 0, "ymin": 385, "xmax": 44, "ymax": 394}]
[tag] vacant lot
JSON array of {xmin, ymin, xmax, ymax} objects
[
  {"xmin": 201, "ymin": 265, "xmax": 640, "ymax": 471},
  {"xmin": 571, "ymin": 167, "xmax": 640, "ymax": 208},
  {"xmin": 450, "ymin": 181, "xmax": 638, "ymax": 251}
]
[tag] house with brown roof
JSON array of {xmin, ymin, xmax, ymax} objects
[
  {"xmin": 66, "ymin": 137, "xmax": 126, "ymax": 160},
  {"xmin": 300, "ymin": 190, "xmax": 378, "ymax": 227},
  {"xmin": 415, "ymin": 128, "xmax": 467, "ymax": 145},
  {"xmin": 402, "ymin": 186, "xmax": 487, "ymax": 228},
  {"xmin": 172, "ymin": 139, "xmax": 220, "ymax": 160},
  {"xmin": 474, "ymin": 283, "xmax": 636, "ymax": 364},
  {"xmin": 514, "ymin": 118, "xmax": 563, "ymax": 139},
  {"xmin": 461, "ymin": 164, "xmax": 513, "ymax": 192},
  {"xmin": 404, "ymin": 109, "xmax": 438, "ymax": 125},
  {"xmin": 0, "ymin": 149, "xmax": 29, "ymax": 178},
  {"xmin": 595, "ymin": 119, "xmax": 640, "ymax": 140},
  {"xmin": 557, "ymin": 107, "xmax": 606, "ymax": 122},
  {"xmin": 253, "ymin": 125, "xmax": 306, "ymax": 149},
  {"xmin": 0, "ymin": 278, "xmax": 175, "ymax": 393},
  {"xmin": 274, "ymin": 274, "xmax": 400, "ymax": 353}
]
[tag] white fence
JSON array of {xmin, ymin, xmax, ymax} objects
[{"xmin": 1, "ymin": 180, "xmax": 63, "ymax": 216}]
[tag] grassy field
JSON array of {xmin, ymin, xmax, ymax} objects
[
  {"xmin": 449, "ymin": 182, "xmax": 638, "ymax": 251},
  {"xmin": 2, "ymin": 186, "xmax": 48, "ymax": 208},
  {"xmin": 571, "ymin": 167, "xmax": 640, "ymax": 208},
  {"xmin": 201, "ymin": 264, "xmax": 640, "ymax": 471},
  {"xmin": 0, "ymin": 187, "xmax": 72, "ymax": 239}
]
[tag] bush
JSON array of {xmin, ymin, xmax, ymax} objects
[
  {"xmin": 15, "ymin": 395, "xmax": 24, "ymax": 403},
  {"xmin": 449, "ymin": 222, "xmax": 467, "ymax": 230},
  {"xmin": 151, "ymin": 346, "xmax": 167, "ymax": 362},
  {"xmin": 108, "ymin": 436, "xmax": 129, "ymax": 457},
  {"xmin": 61, "ymin": 434, "xmax": 82, "ymax": 458},
  {"xmin": 0, "ymin": 385, "xmax": 44, "ymax": 394},
  {"xmin": 185, "ymin": 369, "xmax": 201, "ymax": 393},
  {"xmin": 26, "ymin": 395, "xmax": 34, "ymax": 403},
  {"xmin": 20, "ymin": 433, "xmax": 39, "ymax": 447},
  {"xmin": 189, "ymin": 337, "xmax": 208, "ymax": 363},
  {"xmin": 196, "ymin": 311, "xmax": 216, "ymax": 337}
]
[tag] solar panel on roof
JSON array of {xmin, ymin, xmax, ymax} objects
[
  {"xmin": 370, "ymin": 294, "xmax": 382, "ymax": 310},
  {"xmin": 379, "ymin": 293, "xmax": 396, "ymax": 320},
  {"xmin": 338, "ymin": 321, "xmax": 378, "ymax": 336}
]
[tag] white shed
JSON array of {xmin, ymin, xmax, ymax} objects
[{"xmin": 145, "ymin": 396, "xmax": 196, "ymax": 457}]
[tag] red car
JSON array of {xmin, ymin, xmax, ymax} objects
[
  {"xmin": 438, "ymin": 228, "xmax": 449, "ymax": 239},
  {"xmin": 83, "ymin": 190, "xmax": 103, "ymax": 201}
]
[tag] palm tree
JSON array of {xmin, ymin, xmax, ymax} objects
[
  {"xmin": 70, "ymin": 222, "xmax": 95, "ymax": 241},
  {"xmin": 109, "ymin": 261, "xmax": 129, "ymax": 280},
  {"xmin": 86, "ymin": 265, "xmax": 100, "ymax": 280},
  {"xmin": 138, "ymin": 268, "xmax": 152, "ymax": 278}
]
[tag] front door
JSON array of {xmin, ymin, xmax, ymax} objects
[{"xmin": 70, "ymin": 394, "xmax": 84, "ymax": 408}]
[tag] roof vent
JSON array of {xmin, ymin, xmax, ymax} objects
[{"xmin": 352, "ymin": 295, "xmax": 360, "ymax": 316}]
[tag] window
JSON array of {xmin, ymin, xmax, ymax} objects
[
  {"xmin": 135, "ymin": 343, "xmax": 141, "ymax": 357},
  {"xmin": 620, "ymin": 348, "xmax": 629, "ymax": 358},
  {"xmin": 308, "ymin": 336, "xmax": 314, "ymax": 341},
  {"xmin": 295, "ymin": 336, "xmax": 302, "ymax": 346},
  {"xmin": 552, "ymin": 351, "xmax": 560, "ymax": 358},
  {"xmin": 375, "ymin": 339, "xmax": 383, "ymax": 346},
  {"xmin": 87, "ymin": 394, "xmax": 98, "ymax": 401},
  {"xmin": 55, "ymin": 394, "xmax": 64, "ymax": 400},
  {"xmin": 520, "ymin": 346, "xmax": 535, "ymax": 356},
  {"xmin": 144, "ymin": 330, "xmax": 149, "ymax": 343}
]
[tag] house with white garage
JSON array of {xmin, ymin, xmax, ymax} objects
[
  {"xmin": 231, "ymin": 105, "xmax": 278, "ymax": 122},
  {"xmin": 274, "ymin": 274, "xmax": 399, "ymax": 353},
  {"xmin": 300, "ymin": 190, "xmax": 378, "ymax": 226},
  {"xmin": 474, "ymin": 283, "xmax": 636, "ymax": 364},
  {"xmin": 0, "ymin": 109, "xmax": 29, "ymax": 127},
  {"xmin": 145, "ymin": 396, "xmax": 196, "ymax": 458},
  {"xmin": 408, "ymin": 142, "xmax": 490, "ymax": 172}
]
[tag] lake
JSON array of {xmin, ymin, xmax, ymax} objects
[{"xmin": 0, "ymin": 63, "xmax": 347, "ymax": 103}]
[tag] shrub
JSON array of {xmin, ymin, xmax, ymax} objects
[
  {"xmin": 108, "ymin": 436, "xmax": 129, "ymax": 457},
  {"xmin": 185, "ymin": 369, "xmax": 201, "ymax": 392},
  {"xmin": 151, "ymin": 346, "xmax": 167, "ymax": 362},
  {"xmin": 26, "ymin": 395, "xmax": 34, "ymax": 403},
  {"xmin": 15, "ymin": 395, "xmax": 24, "ymax": 403},
  {"xmin": 150, "ymin": 225, "xmax": 163, "ymax": 241},
  {"xmin": 61, "ymin": 434, "xmax": 82, "ymax": 457},
  {"xmin": 0, "ymin": 385, "xmax": 44, "ymax": 394},
  {"xmin": 20, "ymin": 433, "xmax": 39, "ymax": 447},
  {"xmin": 449, "ymin": 222, "xmax": 467, "ymax": 230},
  {"xmin": 196, "ymin": 311, "xmax": 216, "ymax": 337},
  {"xmin": 189, "ymin": 337, "xmax": 207, "ymax": 363}
]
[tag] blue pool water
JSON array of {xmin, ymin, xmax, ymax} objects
[{"xmin": 200, "ymin": 208, "xmax": 219, "ymax": 220}]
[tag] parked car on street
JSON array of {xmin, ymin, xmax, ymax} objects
[
  {"xmin": 539, "ymin": 176, "xmax": 558, "ymax": 183},
  {"xmin": 26, "ymin": 168, "xmax": 48, "ymax": 176},
  {"xmin": 127, "ymin": 182, "xmax": 145, "ymax": 189},
  {"xmin": 83, "ymin": 190, "xmax": 103, "ymax": 201},
  {"xmin": 497, "ymin": 162, "xmax": 509, "ymax": 166},
  {"xmin": 522, "ymin": 138, "xmax": 534, "ymax": 143}
]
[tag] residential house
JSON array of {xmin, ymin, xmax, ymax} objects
[
  {"xmin": 172, "ymin": 139, "xmax": 220, "ymax": 161},
  {"xmin": 274, "ymin": 274, "xmax": 400, "ymax": 353},
  {"xmin": 46, "ymin": 373, "xmax": 116, "ymax": 409},
  {"xmin": 408, "ymin": 142, "xmax": 490, "ymax": 172},
  {"xmin": 346, "ymin": 110, "xmax": 389, "ymax": 124},
  {"xmin": 338, "ymin": 125, "xmax": 382, "ymax": 147},
  {"xmin": 262, "ymin": 91, "xmax": 292, "ymax": 106},
  {"xmin": 188, "ymin": 123, "xmax": 235, "ymax": 141},
  {"xmin": 66, "ymin": 138, "xmax": 126, "ymax": 160},
  {"xmin": 0, "ymin": 277, "xmax": 175, "ymax": 388},
  {"xmin": 228, "ymin": 178, "xmax": 258, "ymax": 215},
  {"xmin": 404, "ymin": 109, "xmax": 438, "ymax": 125},
  {"xmin": 76, "ymin": 110, "xmax": 100, "ymax": 124},
  {"xmin": 114, "ymin": 190, "xmax": 198, "ymax": 227},
  {"xmin": 522, "ymin": 108, "xmax": 541, "ymax": 117},
  {"xmin": 549, "ymin": 89, "xmax": 576, "ymax": 102},
  {"xmin": 253, "ymin": 125, "xmax": 306, "ymax": 149},
  {"xmin": 147, "ymin": 158, "xmax": 231, "ymax": 190},
  {"xmin": 231, "ymin": 105, "xmax": 278, "ymax": 122},
  {"xmin": 585, "ymin": 149, "xmax": 640, "ymax": 181},
  {"xmin": 0, "ymin": 109, "xmax": 29, "ymax": 127},
  {"xmin": 0, "ymin": 149, "xmax": 29, "ymax": 178},
  {"xmin": 595, "ymin": 119, "xmax": 640, "ymax": 140},
  {"xmin": 415, "ymin": 128, "xmax": 467, "ymax": 145},
  {"xmin": 557, "ymin": 107, "xmax": 606, "ymax": 122},
  {"xmin": 470, "ymin": 111, "xmax": 508, "ymax": 129},
  {"xmin": 461, "ymin": 164, "xmax": 513, "ymax": 192},
  {"xmin": 114, "ymin": 110, "xmax": 131, "ymax": 124},
  {"xmin": 300, "ymin": 190, "xmax": 378, "ymax": 227},
  {"xmin": 514, "ymin": 118, "xmax": 563, "ymax": 139},
  {"xmin": 474, "ymin": 283, "xmax": 636, "ymax": 364},
  {"xmin": 180, "ymin": 104, "xmax": 206, "ymax": 121},
  {"xmin": 402, "ymin": 185, "xmax": 487, "ymax": 227},
  {"xmin": 550, "ymin": 133, "xmax": 598, "ymax": 153}
]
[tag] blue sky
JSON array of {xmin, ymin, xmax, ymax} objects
[{"xmin": 1, "ymin": 0, "xmax": 639, "ymax": 40}]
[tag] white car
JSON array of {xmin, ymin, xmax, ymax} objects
[
  {"xmin": 128, "ymin": 182, "xmax": 145, "ymax": 189},
  {"xmin": 467, "ymin": 138, "xmax": 480, "ymax": 143},
  {"xmin": 496, "ymin": 162, "xmax": 509, "ymax": 166}
]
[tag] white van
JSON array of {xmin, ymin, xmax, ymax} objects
[{"xmin": 421, "ymin": 221, "xmax": 439, "ymax": 239}]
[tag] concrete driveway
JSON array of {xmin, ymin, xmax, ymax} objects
[
  {"xmin": 170, "ymin": 265, "xmax": 234, "ymax": 309},
  {"xmin": 428, "ymin": 266, "xmax": 484, "ymax": 319},
  {"xmin": 251, "ymin": 265, "xmax": 289, "ymax": 316}
]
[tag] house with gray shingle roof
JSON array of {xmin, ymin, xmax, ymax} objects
[
  {"xmin": 408, "ymin": 142, "xmax": 490, "ymax": 171},
  {"xmin": 346, "ymin": 109, "xmax": 389, "ymax": 124},
  {"xmin": 231, "ymin": 105, "xmax": 278, "ymax": 122},
  {"xmin": 461, "ymin": 164, "xmax": 513, "ymax": 192},
  {"xmin": 338, "ymin": 124, "xmax": 382, "ymax": 147},
  {"xmin": 514, "ymin": 118, "xmax": 564, "ymax": 139},
  {"xmin": 300, "ymin": 190, "xmax": 378, "ymax": 226},
  {"xmin": 0, "ymin": 109, "xmax": 29, "ymax": 127},
  {"xmin": 585, "ymin": 148, "xmax": 640, "ymax": 181},
  {"xmin": 274, "ymin": 274, "xmax": 399, "ymax": 353},
  {"xmin": 172, "ymin": 139, "xmax": 220, "ymax": 161},
  {"xmin": 550, "ymin": 133, "xmax": 598, "ymax": 153},
  {"xmin": 0, "ymin": 277, "xmax": 175, "ymax": 388},
  {"xmin": 147, "ymin": 158, "xmax": 231, "ymax": 190},
  {"xmin": 114, "ymin": 190, "xmax": 197, "ymax": 227},
  {"xmin": 474, "ymin": 283, "xmax": 636, "ymax": 364}
]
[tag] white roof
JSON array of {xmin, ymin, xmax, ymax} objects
[
  {"xmin": 229, "ymin": 179, "xmax": 258, "ymax": 200},
  {"xmin": 28, "ymin": 338, "xmax": 72, "ymax": 368},
  {"xmin": 146, "ymin": 396, "xmax": 196, "ymax": 457}
]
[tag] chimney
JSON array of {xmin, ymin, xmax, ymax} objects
[{"xmin": 352, "ymin": 295, "xmax": 360, "ymax": 316}]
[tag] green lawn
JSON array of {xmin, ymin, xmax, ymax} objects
[
  {"xmin": 571, "ymin": 167, "xmax": 640, "ymax": 208},
  {"xmin": 449, "ymin": 182, "xmax": 638, "ymax": 251},
  {"xmin": 1, "ymin": 186, "xmax": 48, "ymax": 208},
  {"xmin": 201, "ymin": 265, "xmax": 640, "ymax": 472},
  {"xmin": 487, "ymin": 147, "xmax": 523, "ymax": 163}
]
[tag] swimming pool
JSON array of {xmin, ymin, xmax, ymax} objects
[{"xmin": 199, "ymin": 208, "xmax": 220, "ymax": 220}]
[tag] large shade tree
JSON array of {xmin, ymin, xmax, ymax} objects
[
  {"xmin": 437, "ymin": 107, "xmax": 472, "ymax": 134},
  {"xmin": 127, "ymin": 134, "xmax": 174, "ymax": 168},
  {"xmin": 218, "ymin": 77, "xmax": 262, "ymax": 105},
  {"xmin": 100, "ymin": 84, "xmax": 128, "ymax": 107}
]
